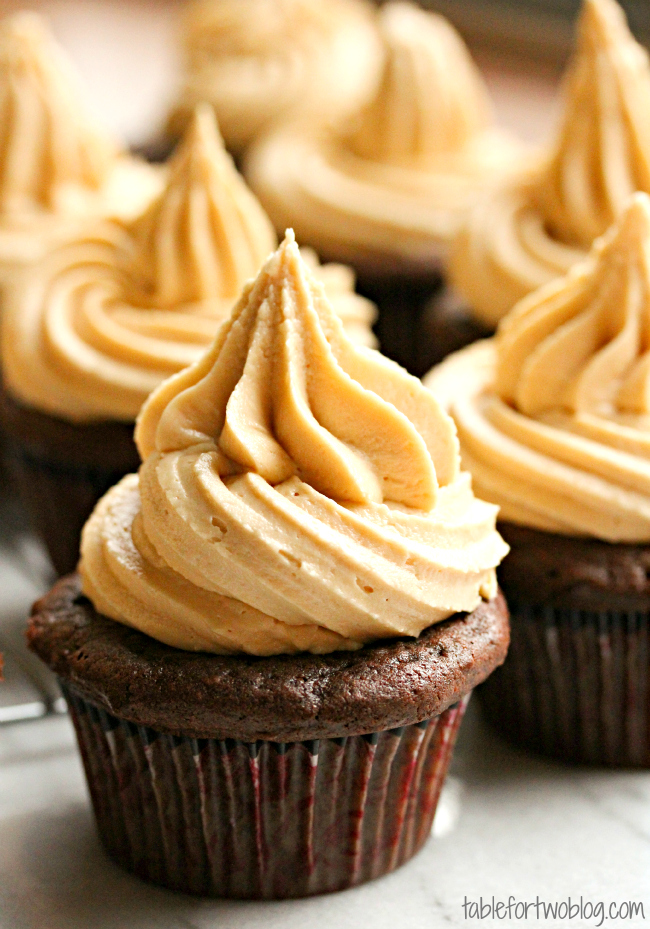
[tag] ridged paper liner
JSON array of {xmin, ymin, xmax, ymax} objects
[
  {"xmin": 478, "ymin": 604, "xmax": 650, "ymax": 766},
  {"xmin": 63, "ymin": 684, "xmax": 468, "ymax": 899}
]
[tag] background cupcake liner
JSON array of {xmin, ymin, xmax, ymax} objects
[
  {"xmin": 4, "ymin": 447, "xmax": 135, "ymax": 576},
  {"xmin": 63, "ymin": 683, "xmax": 469, "ymax": 899},
  {"xmin": 478, "ymin": 604, "xmax": 650, "ymax": 766},
  {"xmin": 0, "ymin": 388, "xmax": 139, "ymax": 575}
]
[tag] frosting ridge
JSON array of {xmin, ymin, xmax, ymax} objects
[
  {"xmin": 451, "ymin": 0, "xmax": 650, "ymax": 326},
  {"xmin": 427, "ymin": 192, "xmax": 650, "ymax": 541},
  {"xmin": 170, "ymin": 0, "xmax": 383, "ymax": 152},
  {"xmin": 79, "ymin": 233, "xmax": 507, "ymax": 655},
  {"xmin": 1, "ymin": 112, "xmax": 377, "ymax": 423},
  {"xmin": 0, "ymin": 12, "xmax": 116, "ymax": 215},
  {"xmin": 245, "ymin": 2, "xmax": 524, "ymax": 272}
]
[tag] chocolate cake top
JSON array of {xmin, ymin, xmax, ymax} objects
[{"xmin": 28, "ymin": 574, "xmax": 509, "ymax": 741}]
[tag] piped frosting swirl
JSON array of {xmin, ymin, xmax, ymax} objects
[
  {"xmin": 245, "ymin": 1, "xmax": 524, "ymax": 273},
  {"xmin": 169, "ymin": 0, "xmax": 383, "ymax": 153},
  {"xmin": 1, "ymin": 109, "xmax": 378, "ymax": 422},
  {"xmin": 0, "ymin": 12, "xmax": 115, "ymax": 214},
  {"xmin": 79, "ymin": 233, "xmax": 507, "ymax": 655},
  {"xmin": 427, "ymin": 192, "xmax": 650, "ymax": 541},
  {"xmin": 1, "ymin": 107, "xmax": 276, "ymax": 422},
  {"xmin": 0, "ymin": 12, "xmax": 163, "ymax": 268},
  {"xmin": 451, "ymin": 0, "xmax": 650, "ymax": 327}
]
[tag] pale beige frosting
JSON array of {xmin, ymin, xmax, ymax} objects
[
  {"xmin": 426, "ymin": 193, "xmax": 650, "ymax": 542},
  {"xmin": 0, "ymin": 13, "xmax": 163, "ymax": 275},
  {"xmin": 79, "ymin": 233, "xmax": 507, "ymax": 655},
  {"xmin": 1, "ymin": 108, "xmax": 378, "ymax": 422},
  {"xmin": 169, "ymin": 0, "xmax": 384, "ymax": 153},
  {"xmin": 244, "ymin": 1, "xmax": 525, "ymax": 275},
  {"xmin": 451, "ymin": 0, "xmax": 650, "ymax": 328}
]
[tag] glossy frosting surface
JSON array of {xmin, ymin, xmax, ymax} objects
[
  {"xmin": 451, "ymin": 0, "xmax": 650, "ymax": 327},
  {"xmin": 80, "ymin": 234, "xmax": 507, "ymax": 655},
  {"xmin": 427, "ymin": 194, "xmax": 650, "ymax": 541}
]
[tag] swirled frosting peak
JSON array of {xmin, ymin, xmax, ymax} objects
[
  {"xmin": 498, "ymin": 193, "xmax": 650, "ymax": 419},
  {"xmin": 80, "ymin": 232, "xmax": 507, "ymax": 655},
  {"xmin": 533, "ymin": 0, "xmax": 650, "ymax": 249},
  {"xmin": 169, "ymin": 0, "xmax": 383, "ymax": 153},
  {"xmin": 450, "ymin": 0, "xmax": 650, "ymax": 327},
  {"xmin": 344, "ymin": 2, "xmax": 491, "ymax": 167},
  {"xmin": 244, "ymin": 2, "xmax": 524, "ymax": 273},
  {"xmin": 126, "ymin": 105, "xmax": 276, "ymax": 308},
  {"xmin": 136, "ymin": 230, "xmax": 454, "ymax": 508},
  {"xmin": 0, "ymin": 12, "xmax": 116, "ymax": 215},
  {"xmin": 427, "ymin": 192, "xmax": 650, "ymax": 541}
]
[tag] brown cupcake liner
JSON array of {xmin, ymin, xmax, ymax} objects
[
  {"xmin": 478, "ymin": 604, "xmax": 650, "ymax": 766},
  {"xmin": 63, "ymin": 683, "xmax": 469, "ymax": 899},
  {"xmin": 0, "ymin": 387, "xmax": 139, "ymax": 575}
]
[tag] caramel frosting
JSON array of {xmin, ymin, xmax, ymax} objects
[
  {"xmin": 1, "ymin": 109, "xmax": 378, "ymax": 422},
  {"xmin": 169, "ymin": 0, "xmax": 383, "ymax": 153},
  {"xmin": 0, "ymin": 12, "xmax": 163, "ymax": 272},
  {"xmin": 244, "ymin": 1, "xmax": 524, "ymax": 275},
  {"xmin": 78, "ymin": 233, "xmax": 507, "ymax": 655},
  {"xmin": 450, "ymin": 0, "xmax": 650, "ymax": 328},
  {"xmin": 426, "ymin": 193, "xmax": 650, "ymax": 542}
]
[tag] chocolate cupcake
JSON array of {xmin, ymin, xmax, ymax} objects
[
  {"xmin": 27, "ymin": 234, "xmax": 509, "ymax": 898},
  {"xmin": 167, "ymin": 0, "xmax": 383, "ymax": 156},
  {"xmin": 425, "ymin": 193, "xmax": 650, "ymax": 765},
  {"xmin": 429, "ymin": 0, "xmax": 650, "ymax": 370},
  {"xmin": 244, "ymin": 1, "xmax": 526, "ymax": 372},
  {"xmin": 0, "ymin": 107, "xmax": 376, "ymax": 575}
]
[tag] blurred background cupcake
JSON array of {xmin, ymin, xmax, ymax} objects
[
  {"xmin": 0, "ymin": 106, "xmax": 377, "ymax": 576},
  {"xmin": 244, "ymin": 1, "xmax": 528, "ymax": 372},
  {"xmin": 28, "ymin": 234, "xmax": 509, "ymax": 898},
  {"xmin": 425, "ymin": 192, "xmax": 650, "ymax": 766},
  {"xmin": 0, "ymin": 11, "xmax": 164, "ymax": 293},
  {"xmin": 422, "ymin": 0, "xmax": 650, "ymax": 371},
  {"xmin": 166, "ymin": 0, "xmax": 384, "ymax": 156}
]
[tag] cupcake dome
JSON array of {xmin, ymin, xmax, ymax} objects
[
  {"xmin": 450, "ymin": 0, "xmax": 650, "ymax": 328},
  {"xmin": 244, "ymin": 1, "xmax": 525, "ymax": 277},
  {"xmin": 168, "ymin": 0, "xmax": 384, "ymax": 154},
  {"xmin": 0, "ymin": 12, "xmax": 163, "ymax": 272}
]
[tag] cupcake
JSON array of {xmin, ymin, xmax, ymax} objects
[
  {"xmin": 0, "ymin": 12, "xmax": 163, "ymax": 288},
  {"xmin": 425, "ymin": 192, "xmax": 650, "ymax": 765},
  {"xmin": 27, "ymin": 232, "xmax": 509, "ymax": 898},
  {"xmin": 446, "ymin": 0, "xmax": 650, "ymax": 338},
  {"xmin": 167, "ymin": 0, "xmax": 383, "ymax": 155},
  {"xmin": 0, "ymin": 107, "xmax": 378, "ymax": 575},
  {"xmin": 244, "ymin": 1, "xmax": 526, "ymax": 371}
]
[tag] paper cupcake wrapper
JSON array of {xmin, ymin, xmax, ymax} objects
[
  {"xmin": 62, "ymin": 683, "xmax": 469, "ymax": 899},
  {"xmin": 5, "ymin": 441, "xmax": 134, "ymax": 576},
  {"xmin": 478, "ymin": 604, "xmax": 650, "ymax": 766}
]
